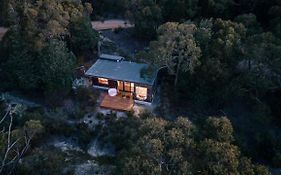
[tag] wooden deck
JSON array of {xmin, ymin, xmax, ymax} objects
[{"xmin": 100, "ymin": 93, "xmax": 134, "ymax": 111}]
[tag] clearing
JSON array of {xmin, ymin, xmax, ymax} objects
[{"xmin": 91, "ymin": 19, "xmax": 134, "ymax": 31}]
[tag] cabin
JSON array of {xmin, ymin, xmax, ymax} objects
[{"xmin": 85, "ymin": 54, "xmax": 158, "ymax": 107}]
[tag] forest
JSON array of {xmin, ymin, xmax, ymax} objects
[{"xmin": 0, "ymin": 0, "xmax": 281, "ymax": 174}]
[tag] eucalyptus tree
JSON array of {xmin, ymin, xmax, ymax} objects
[
  {"xmin": 0, "ymin": 0, "xmax": 98, "ymax": 96},
  {"xmin": 39, "ymin": 39, "xmax": 75, "ymax": 96},
  {"xmin": 200, "ymin": 0, "xmax": 235, "ymax": 18},
  {"xmin": 127, "ymin": 0, "xmax": 163, "ymax": 39},
  {"xmin": 149, "ymin": 22, "xmax": 201, "ymax": 87},
  {"xmin": 160, "ymin": 0, "xmax": 200, "ymax": 21},
  {"xmin": 186, "ymin": 18, "xmax": 246, "ymax": 106},
  {"xmin": 241, "ymin": 32, "xmax": 281, "ymax": 97},
  {"xmin": 113, "ymin": 115, "xmax": 271, "ymax": 175},
  {"xmin": 234, "ymin": 13, "xmax": 262, "ymax": 36}
]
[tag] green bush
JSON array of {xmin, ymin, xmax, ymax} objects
[
  {"xmin": 43, "ymin": 114, "xmax": 77, "ymax": 137},
  {"xmin": 113, "ymin": 27, "xmax": 123, "ymax": 34},
  {"xmin": 19, "ymin": 109, "xmax": 44, "ymax": 126},
  {"xmin": 68, "ymin": 107, "xmax": 87, "ymax": 120},
  {"xmin": 272, "ymin": 153, "xmax": 281, "ymax": 167},
  {"xmin": 15, "ymin": 148, "xmax": 68, "ymax": 175},
  {"xmin": 76, "ymin": 123, "xmax": 96, "ymax": 148},
  {"xmin": 74, "ymin": 87, "xmax": 98, "ymax": 117},
  {"xmin": 125, "ymin": 109, "xmax": 134, "ymax": 118},
  {"xmin": 24, "ymin": 120, "xmax": 45, "ymax": 144}
]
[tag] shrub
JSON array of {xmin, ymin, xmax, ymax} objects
[
  {"xmin": 113, "ymin": 27, "xmax": 123, "ymax": 34},
  {"xmin": 46, "ymin": 120, "xmax": 76, "ymax": 137},
  {"xmin": 69, "ymin": 107, "xmax": 87, "ymax": 120},
  {"xmin": 76, "ymin": 123, "xmax": 96, "ymax": 148},
  {"xmin": 19, "ymin": 109, "xmax": 44, "ymax": 126},
  {"xmin": 15, "ymin": 148, "xmax": 68, "ymax": 175},
  {"xmin": 24, "ymin": 120, "xmax": 45, "ymax": 144},
  {"xmin": 125, "ymin": 109, "xmax": 134, "ymax": 118},
  {"xmin": 76, "ymin": 87, "xmax": 98, "ymax": 104}
]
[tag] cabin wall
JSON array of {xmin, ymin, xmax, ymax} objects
[
  {"xmin": 89, "ymin": 76, "xmax": 154, "ymax": 102},
  {"xmin": 92, "ymin": 77, "xmax": 98, "ymax": 86},
  {"xmin": 147, "ymin": 85, "xmax": 153, "ymax": 102},
  {"xmin": 91, "ymin": 77, "xmax": 117, "ymax": 88},
  {"xmin": 109, "ymin": 80, "xmax": 117, "ymax": 88}
]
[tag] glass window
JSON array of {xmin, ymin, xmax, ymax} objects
[
  {"xmin": 118, "ymin": 81, "xmax": 123, "ymax": 91},
  {"xmin": 135, "ymin": 86, "xmax": 147, "ymax": 101},
  {"xmin": 124, "ymin": 82, "xmax": 131, "ymax": 92},
  {"xmin": 131, "ymin": 83, "xmax": 134, "ymax": 92},
  {"xmin": 98, "ymin": 78, "xmax": 108, "ymax": 85}
]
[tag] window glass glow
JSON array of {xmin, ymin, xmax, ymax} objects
[
  {"xmin": 124, "ymin": 82, "xmax": 131, "ymax": 91},
  {"xmin": 98, "ymin": 78, "xmax": 109, "ymax": 85},
  {"xmin": 131, "ymin": 83, "xmax": 134, "ymax": 92},
  {"xmin": 117, "ymin": 81, "xmax": 123, "ymax": 90},
  {"xmin": 136, "ymin": 86, "xmax": 147, "ymax": 100}
]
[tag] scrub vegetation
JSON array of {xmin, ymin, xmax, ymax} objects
[{"xmin": 0, "ymin": 0, "xmax": 281, "ymax": 174}]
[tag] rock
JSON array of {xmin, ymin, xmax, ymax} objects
[
  {"xmin": 87, "ymin": 138, "xmax": 115, "ymax": 157},
  {"xmin": 74, "ymin": 160, "xmax": 113, "ymax": 175},
  {"xmin": 47, "ymin": 136, "xmax": 83, "ymax": 153}
]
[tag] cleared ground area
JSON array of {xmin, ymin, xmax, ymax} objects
[{"xmin": 0, "ymin": 19, "xmax": 133, "ymax": 40}]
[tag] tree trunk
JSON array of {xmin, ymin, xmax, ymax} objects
[
  {"xmin": 174, "ymin": 63, "xmax": 180, "ymax": 87},
  {"xmin": 248, "ymin": 58, "xmax": 251, "ymax": 71},
  {"xmin": 97, "ymin": 41, "xmax": 101, "ymax": 56}
]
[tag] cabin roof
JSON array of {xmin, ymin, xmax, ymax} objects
[
  {"xmin": 99, "ymin": 54, "xmax": 124, "ymax": 62},
  {"xmin": 85, "ymin": 59, "xmax": 158, "ymax": 85}
]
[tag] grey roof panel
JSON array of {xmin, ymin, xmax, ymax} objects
[
  {"xmin": 99, "ymin": 54, "xmax": 124, "ymax": 61},
  {"xmin": 85, "ymin": 59, "xmax": 157, "ymax": 85}
]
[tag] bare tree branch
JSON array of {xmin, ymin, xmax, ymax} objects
[
  {"xmin": 0, "ymin": 104, "xmax": 31, "ymax": 174},
  {"xmin": 0, "ymin": 112, "xmax": 14, "ymax": 173},
  {"xmin": 0, "ymin": 105, "xmax": 11, "ymax": 125}
]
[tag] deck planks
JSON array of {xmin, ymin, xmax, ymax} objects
[{"xmin": 100, "ymin": 93, "xmax": 134, "ymax": 111}]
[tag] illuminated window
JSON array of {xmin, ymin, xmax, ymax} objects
[
  {"xmin": 124, "ymin": 82, "xmax": 131, "ymax": 91},
  {"xmin": 135, "ymin": 86, "xmax": 147, "ymax": 101},
  {"xmin": 118, "ymin": 81, "xmax": 135, "ymax": 92},
  {"xmin": 117, "ymin": 81, "xmax": 123, "ymax": 90},
  {"xmin": 98, "ymin": 78, "xmax": 108, "ymax": 85},
  {"xmin": 131, "ymin": 83, "xmax": 134, "ymax": 92}
]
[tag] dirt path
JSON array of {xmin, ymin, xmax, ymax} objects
[
  {"xmin": 91, "ymin": 19, "xmax": 134, "ymax": 31},
  {"xmin": 1, "ymin": 92, "xmax": 41, "ymax": 107},
  {"xmin": 1, "ymin": 19, "xmax": 133, "ymax": 40}
]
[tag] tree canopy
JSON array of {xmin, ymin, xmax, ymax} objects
[
  {"xmin": 105, "ymin": 115, "xmax": 270, "ymax": 175},
  {"xmin": 140, "ymin": 22, "xmax": 201, "ymax": 87},
  {"xmin": 0, "ymin": 0, "xmax": 98, "ymax": 97}
]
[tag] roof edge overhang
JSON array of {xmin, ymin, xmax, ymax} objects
[{"xmin": 85, "ymin": 74, "xmax": 156, "ymax": 86}]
